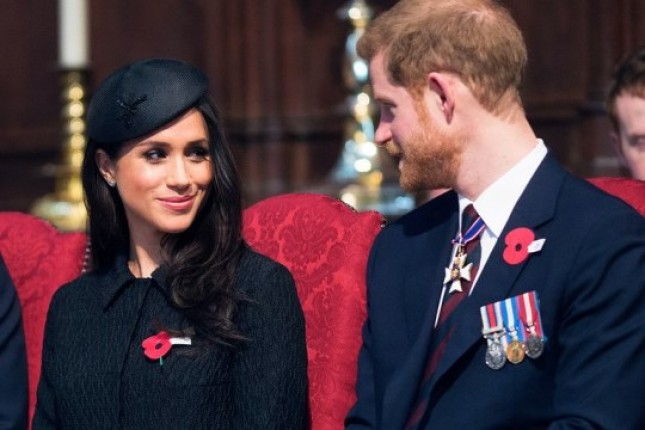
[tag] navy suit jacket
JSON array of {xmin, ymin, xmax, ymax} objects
[
  {"xmin": 0, "ymin": 254, "xmax": 28, "ymax": 430},
  {"xmin": 346, "ymin": 155, "xmax": 645, "ymax": 429}
]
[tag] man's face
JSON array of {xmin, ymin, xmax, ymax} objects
[
  {"xmin": 611, "ymin": 92, "xmax": 645, "ymax": 180},
  {"xmin": 369, "ymin": 53, "xmax": 461, "ymax": 192}
]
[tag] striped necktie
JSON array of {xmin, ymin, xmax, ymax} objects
[{"xmin": 405, "ymin": 204, "xmax": 484, "ymax": 429}]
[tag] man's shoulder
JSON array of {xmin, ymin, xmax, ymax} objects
[
  {"xmin": 383, "ymin": 190, "xmax": 457, "ymax": 235},
  {"xmin": 530, "ymin": 172, "xmax": 645, "ymax": 253},
  {"xmin": 522, "ymin": 157, "xmax": 641, "ymax": 227},
  {"xmin": 560, "ymin": 173, "xmax": 643, "ymax": 220}
]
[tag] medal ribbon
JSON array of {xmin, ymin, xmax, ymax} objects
[
  {"xmin": 482, "ymin": 302, "xmax": 501, "ymax": 333},
  {"xmin": 501, "ymin": 297, "xmax": 521, "ymax": 343},
  {"xmin": 518, "ymin": 291, "xmax": 544, "ymax": 338},
  {"xmin": 451, "ymin": 216, "xmax": 486, "ymax": 246},
  {"xmin": 511, "ymin": 296, "xmax": 526, "ymax": 342},
  {"xmin": 493, "ymin": 301, "xmax": 508, "ymax": 349},
  {"xmin": 480, "ymin": 306, "xmax": 491, "ymax": 333}
]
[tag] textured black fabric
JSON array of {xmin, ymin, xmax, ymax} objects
[
  {"xmin": 33, "ymin": 249, "xmax": 308, "ymax": 429},
  {"xmin": 86, "ymin": 58, "xmax": 209, "ymax": 144}
]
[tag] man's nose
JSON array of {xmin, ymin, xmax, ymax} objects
[{"xmin": 374, "ymin": 121, "xmax": 391, "ymax": 147}]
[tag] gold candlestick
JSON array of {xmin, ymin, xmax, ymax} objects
[
  {"xmin": 31, "ymin": 69, "xmax": 88, "ymax": 231},
  {"xmin": 332, "ymin": 0, "xmax": 414, "ymax": 217}
]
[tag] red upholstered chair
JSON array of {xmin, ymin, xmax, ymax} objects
[
  {"xmin": 587, "ymin": 176, "xmax": 645, "ymax": 215},
  {"xmin": 0, "ymin": 185, "xmax": 640, "ymax": 428},
  {"xmin": 242, "ymin": 193, "xmax": 384, "ymax": 430},
  {"xmin": 0, "ymin": 212, "xmax": 87, "ymax": 427},
  {"xmin": 0, "ymin": 193, "xmax": 384, "ymax": 429}
]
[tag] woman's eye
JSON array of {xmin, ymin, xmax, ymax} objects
[
  {"xmin": 187, "ymin": 146, "xmax": 210, "ymax": 160},
  {"xmin": 143, "ymin": 149, "xmax": 166, "ymax": 161}
]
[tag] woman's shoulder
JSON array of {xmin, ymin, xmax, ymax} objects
[
  {"xmin": 53, "ymin": 271, "xmax": 97, "ymax": 297},
  {"xmin": 235, "ymin": 248, "xmax": 296, "ymax": 297},
  {"xmin": 234, "ymin": 248, "xmax": 304, "ymax": 334},
  {"xmin": 49, "ymin": 267, "xmax": 117, "ymax": 311},
  {"xmin": 238, "ymin": 247, "xmax": 291, "ymax": 277}
]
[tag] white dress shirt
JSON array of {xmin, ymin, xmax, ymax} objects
[{"xmin": 434, "ymin": 139, "xmax": 548, "ymax": 327}]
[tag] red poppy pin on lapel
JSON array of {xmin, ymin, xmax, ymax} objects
[
  {"xmin": 142, "ymin": 331, "xmax": 192, "ymax": 365},
  {"xmin": 502, "ymin": 227, "xmax": 545, "ymax": 265}
]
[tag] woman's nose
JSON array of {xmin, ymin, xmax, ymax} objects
[{"xmin": 167, "ymin": 158, "xmax": 190, "ymax": 188}]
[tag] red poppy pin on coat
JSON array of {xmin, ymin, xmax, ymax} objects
[
  {"xmin": 142, "ymin": 331, "xmax": 192, "ymax": 365},
  {"xmin": 503, "ymin": 227, "xmax": 545, "ymax": 265}
]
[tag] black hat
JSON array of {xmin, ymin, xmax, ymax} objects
[{"xmin": 87, "ymin": 58, "xmax": 209, "ymax": 144}]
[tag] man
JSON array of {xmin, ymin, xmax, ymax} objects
[
  {"xmin": 345, "ymin": 1, "xmax": 645, "ymax": 429},
  {"xmin": 607, "ymin": 46, "xmax": 645, "ymax": 180},
  {"xmin": 0, "ymin": 253, "xmax": 28, "ymax": 430}
]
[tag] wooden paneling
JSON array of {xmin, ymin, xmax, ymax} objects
[
  {"xmin": 0, "ymin": 0, "xmax": 59, "ymax": 154},
  {"xmin": 1, "ymin": 0, "xmax": 643, "ymax": 212},
  {"xmin": 506, "ymin": 0, "xmax": 644, "ymax": 176}
]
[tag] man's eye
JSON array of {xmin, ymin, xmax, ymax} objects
[{"xmin": 380, "ymin": 105, "xmax": 394, "ymax": 120}]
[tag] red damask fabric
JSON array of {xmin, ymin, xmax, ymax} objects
[
  {"xmin": 588, "ymin": 176, "xmax": 645, "ymax": 215},
  {"xmin": 0, "ymin": 212, "xmax": 87, "ymax": 427},
  {"xmin": 243, "ymin": 193, "xmax": 384, "ymax": 430}
]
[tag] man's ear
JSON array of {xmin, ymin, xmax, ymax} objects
[
  {"xmin": 95, "ymin": 149, "xmax": 116, "ymax": 186},
  {"xmin": 427, "ymin": 72, "xmax": 455, "ymax": 123},
  {"xmin": 609, "ymin": 130, "xmax": 628, "ymax": 168}
]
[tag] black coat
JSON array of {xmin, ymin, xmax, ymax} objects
[{"xmin": 33, "ymin": 248, "xmax": 308, "ymax": 429}]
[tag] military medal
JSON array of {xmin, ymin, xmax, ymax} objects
[
  {"xmin": 525, "ymin": 331, "xmax": 544, "ymax": 359},
  {"xmin": 445, "ymin": 215, "xmax": 485, "ymax": 294},
  {"xmin": 506, "ymin": 339, "xmax": 525, "ymax": 364},
  {"xmin": 481, "ymin": 292, "xmax": 547, "ymax": 369},
  {"xmin": 485, "ymin": 334, "xmax": 506, "ymax": 370},
  {"xmin": 518, "ymin": 292, "xmax": 546, "ymax": 359},
  {"xmin": 502, "ymin": 296, "xmax": 525, "ymax": 364},
  {"xmin": 480, "ymin": 302, "xmax": 507, "ymax": 370}
]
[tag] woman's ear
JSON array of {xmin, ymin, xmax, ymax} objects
[
  {"xmin": 427, "ymin": 72, "xmax": 455, "ymax": 123},
  {"xmin": 95, "ymin": 150, "xmax": 117, "ymax": 187}
]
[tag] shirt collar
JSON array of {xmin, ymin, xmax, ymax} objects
[
  {"xmin": 458, "ymin": 139, "xmax": 548, "ymax": 237},
  {"xmin": 99, "ymin": 253, "xmax": 168, "ymax": 310}
]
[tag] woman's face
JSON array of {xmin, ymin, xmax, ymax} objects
[{"xmin": 96, "ymin": 108, "xmax": 213, "ymax": 246}]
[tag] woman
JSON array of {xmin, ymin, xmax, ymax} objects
[{"xmin": 33, "ymin": 59, "xmax": 308, "ymax": 429}]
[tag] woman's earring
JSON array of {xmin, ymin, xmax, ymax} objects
[{"xmin": 107, "ymin": 179, "xmax": 116, "ymax": 188}]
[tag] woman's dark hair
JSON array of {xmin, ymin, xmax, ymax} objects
[{"xmin": 81, "ymin": 97, "xmax": 247, "ymax": 344}]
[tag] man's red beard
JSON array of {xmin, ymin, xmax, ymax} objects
[{"xmin": 392, "ymin": 105, "xmax": 461, "ymax": 193}]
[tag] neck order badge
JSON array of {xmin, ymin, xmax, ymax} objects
[{"xmin": 444, "ymin": 207, "xmax": 486, "ymax": 294}]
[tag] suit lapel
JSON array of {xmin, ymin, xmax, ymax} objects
[
  {"xmin": 402, "ymin": 227, "xmax": 456, "ymax": 339},
  {"xmin": 381, "ymin": 194, "xmax": 458, "ymax": 428},
  {"xmin": 424, "ymin": 154, "xmax": 567, "ymax": 400}
]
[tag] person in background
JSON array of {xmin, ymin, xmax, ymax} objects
[
  {"xmin": 606, "ymin": 46, "xmax": 645, "ymax": 180},
  {"xmin": 346, "ymin": 0, "xmax": 645, "ymax": 428},
  {"xmin": 0, "ymin": 253, "xmax": 28, "ymax": 430},
  {"xmin": 33, "ymin": 58, "xmax": 308, "ymax": 429}
]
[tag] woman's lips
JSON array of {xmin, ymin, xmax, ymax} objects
[{"xmin": 158, "ymin": 195, "xmax": 195, "ymax": 211}]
